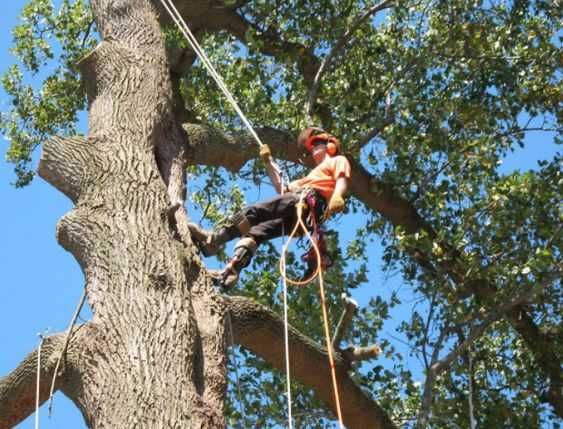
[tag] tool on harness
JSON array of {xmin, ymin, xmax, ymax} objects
[
  {"xmin": 298, "ymin": 190, "xmax": 333, "ymax": 284},
  {"xmin": 281, "ymin": 190, "xmax": 333, "ymax": 286}
]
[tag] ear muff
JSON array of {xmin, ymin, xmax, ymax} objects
[{"xmin": 299, "ymin": 128, "xmax": 340, "ymax": 155}]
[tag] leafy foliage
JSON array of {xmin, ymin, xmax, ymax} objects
[
  {"xmin": 2, "ymin": 0, "xmax": 561, "ymax": 427},
  {"xmin": 1, "ymin": 0, "xmax": 94, "ymax": 186}
]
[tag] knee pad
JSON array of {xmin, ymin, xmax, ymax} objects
[{"xmin": 232, "ymin": 237, "xmax": 258, "ymax": 269}]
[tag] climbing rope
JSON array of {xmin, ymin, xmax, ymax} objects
[
  {"xmin": 159, "ymin": 3, "xmax": 343, "ymax": 426},
  {"xmin": 47, "ymin": 288, "xmax": 87, "ymax": 417},
  {"xmin": 279, "ymin": 219, "xmax": 294, "ymax": 429},
  {"xmin": 279, "ymin": 193, "xmax": 344, "ymax": 429},
  {"xmin": 35, "ymin": 333, "xmax": 45, "ymax": 429}
]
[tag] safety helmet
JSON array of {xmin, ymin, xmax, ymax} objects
[{"xmin": 297, "ymin": 127, "xmax": 340, "ymax": 156}]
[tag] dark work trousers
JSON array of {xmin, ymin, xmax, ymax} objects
[{"xmin": 234, "ymin": 191, "xmax": 326, "ymax": 245}]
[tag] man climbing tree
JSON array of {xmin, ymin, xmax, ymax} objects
[
  {"xmin": 0, "ymin": 0, "xmax": 561, "ymax": 428},
  {"xmin": 189, "ymin": 127, "xmax": 351, "ymax": 289}
]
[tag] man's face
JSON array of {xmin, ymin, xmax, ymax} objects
[{"xmin": 311, "ymin": 143, "xmax": 327, "ymax": 164}]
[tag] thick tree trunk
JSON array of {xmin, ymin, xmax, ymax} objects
[
  {"xmin": 2, "ymin": 2, "xmax": 398, "ymax": 428},
  {"xmin": 38, "ymin": 0, "xmax": 227, "ymax": 427}
]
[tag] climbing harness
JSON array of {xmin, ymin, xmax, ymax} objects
[
  {"xmin": 281, "ymin": 190, "xmax": 332, "ymax": 286},
  {"xmin": 158, "ymin": 2, "xmax": 344, "ymax": 426},
  {"xmin": 299, "ymin": 190, "xmax": 333, "ymax": 283}
]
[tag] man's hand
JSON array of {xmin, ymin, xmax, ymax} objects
[
  {"xmin": 259, "ymin": 144, "xmax": 272, "ymax": 162},
  {"xmin": 327, "ymin": 193, "xmax": 345, "ymax": 215}
]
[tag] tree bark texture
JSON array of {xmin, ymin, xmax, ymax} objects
[{"xmin": 38, "ymin": 1, "xmax": 227, "ymax": 427}]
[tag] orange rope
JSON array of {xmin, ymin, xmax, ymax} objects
[{"xmin": 279, "ymin": 195, "xmax": 344, "ymax": 428}]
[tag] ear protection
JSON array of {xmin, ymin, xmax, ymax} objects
[{"xmin": 303, "ymin": 130, "xmax": 340, "ymax": 156}]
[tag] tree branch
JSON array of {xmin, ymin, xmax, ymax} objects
[
  {"xmin": 226, "ymin": 295, "xmax": 396, "ymax": 429},
  {"xmin": 0, "ymin": 334, "xmax": 66, "ymax": 429},
  {"xmin": 332, "ymin": 294, "xmax": 358, "ymax": 349},
  {"xmin": 38, "ymin": 136, "xmax": 95, "ymax": 203},
  {"xmin": 306, "ymin": 0, "xmax": 395, "ymax": 121},
  {"xmin": 416, "ymin": 271, "xmax": 561, "ymax": 428},
  {"xmin": 416, "ymin": 326, "xmax": 447, "ymax": 429}
]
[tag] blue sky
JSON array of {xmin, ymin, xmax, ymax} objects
[{"xmin": 0, "ymin": 1, "xmax": 560, "ymax": 429}]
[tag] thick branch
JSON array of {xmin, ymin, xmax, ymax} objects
[
  {"xmin": 38, "ymin": 136, "xmax": 94, "ymax": 203},
  {"xmin": 227, "ymin": 295, "xmax": 396, "ymax": 429},
  {"xmin": 0, "ymin": 322, "xmax": 95, "ymax": 429},
  {"xmin": 0, "ymin": 334, "xmax": 65, "ymax": 429},
  {"xmin": 435, "ymin": 273, "xmax": 558, "ymax": 376}
]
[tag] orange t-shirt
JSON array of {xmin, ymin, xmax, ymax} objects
[{"xmin": 292, "ymin": 155, "xmax": 351, "ymax": 201}]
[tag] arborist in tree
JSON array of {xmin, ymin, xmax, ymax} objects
[{"xmin": 188, "ymin": 127, "xmax": 351, "ymax": 289}]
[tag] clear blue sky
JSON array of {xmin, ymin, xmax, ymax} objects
[{"xmin": 0, "ymin": 2, "xmax": 559, "ymax": 429}]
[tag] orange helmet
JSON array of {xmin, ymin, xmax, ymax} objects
[{"xmin": 297, "ymin": 127, "xmax": 340, "ymax": 156}]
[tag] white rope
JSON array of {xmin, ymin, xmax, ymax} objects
[
  {"xmin": 280, "ymin": 220, "xmax": 294, "ymax": 429},
  {"xmin": 159, "ymin": 0, "xmax": 266, "ymax": 148},
  {"xmin": 159, "ymin": 3, "xmax": 294, "ymax": 426},
  {"xmin": 35, "ymin": 333, "xmax": 45, "ymax": 429}
]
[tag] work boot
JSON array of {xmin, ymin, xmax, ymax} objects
[
  {"xmin": 188, "ymin": 212, "xmax": 251, "ymax": 257},
  {"xmin": 187, "ymin": 223, "xmax": 231, "ymax": 257},
  {"xmin": 218, "ymin": 237, "xmax": 257, "ymax": 290}
]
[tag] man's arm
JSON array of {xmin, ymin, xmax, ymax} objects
[
  {"xmin": 327, "ymin": 176, "xmax": 348, "ymax": 215},
  {"xmin": 265, "ymin": 160, "xmax": 283, "ymax": 194},
  {"xmin": 333, "ymin": 176, "xmax": 348, "ymax": 198},
  {"xmin": 260, "ymin": 144, "xmax": 283, "ymax": 194}
]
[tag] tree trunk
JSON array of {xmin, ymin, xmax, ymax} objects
[{"xmin": 38, "ymin": 0, "xmax": 227, "ymax": 426}]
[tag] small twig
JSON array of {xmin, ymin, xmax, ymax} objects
[
  {"xmin": 81, "ymin": 20, "xmax": 95, "ymax": 50},
  {"xmin": 432, "ymin": 270, "xmax": 560, "ymax": 376},
  {"xmin": 353, "ymin": 90, "xmax": 395, "ymax": 149},
  {"xmin": 332, "ymin": 293, "xmax": 358, "ymax": 349},
  {"xmin": 467, "ymin": 349, "xmax": 477, "ymax": 429},
  {"xmin": 416, "ymin": 325, "xmax": 448, "ymax": 429}
]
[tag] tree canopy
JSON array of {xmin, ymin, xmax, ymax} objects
[{"xmin": 1, "ymin": 0, "xmax": 561, "ymax": 427}]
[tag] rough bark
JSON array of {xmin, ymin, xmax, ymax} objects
[
  {"xmin": 38, "ymin": 0, "xmax": 228, "ymax": 427},
  {"xmin": 0, "ymin": 334, "xmax": 65, "ymax": 429}
]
